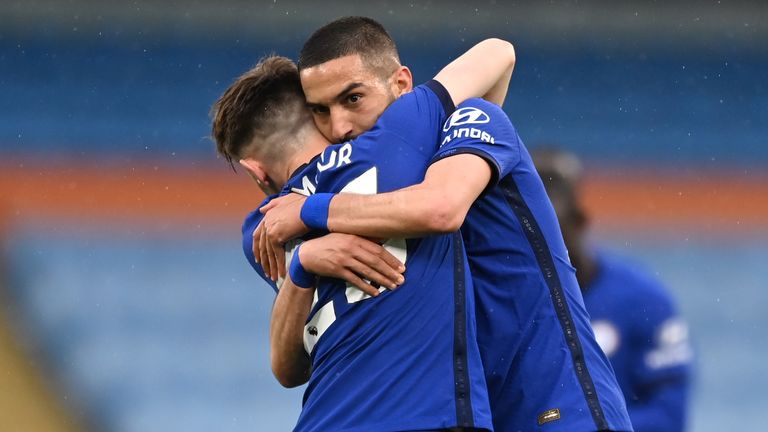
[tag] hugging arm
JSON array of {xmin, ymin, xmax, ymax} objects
[
  {"xmin": 257, "ymin": 39, "xmax": 515, "ymax": 272},
  {"xmin": 270, "ymin": 274, "xmax": 313, "ymax": 388},
  {"xmin": 257, "ymin": 153, "xmax": 491, "ymax": 253},
  {"xmin": 254, "ymin": 201, "xmax": 406, "ymax": 288},
  {"xmin": 260, "ymin": 232, "xmax": 404, "ymax": 386},
  {"xmin": 266, "ymin": 162, "xmax": 486, "ymax": 388},
  {"xmin": 325, "ymin": 154, "xmax": 492, "ymax": 238},
  {"xmin": 269, "ymin": 233, "xmax": 404, "ymax": 387},
  {"xmin": 434, "ymin": 38, "xmax": 516, "ymax": 107}
]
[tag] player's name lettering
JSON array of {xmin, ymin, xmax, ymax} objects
[
  {"xmin": 291, "ymin": 175, "xmax": 317, "ymax": 196},
  {"xmin": 441, "ymin": 127, "xmax": 495, "ymax": 147},
  {"xmin": 317, "ymin": 142, "xmax": 353, "ymax": 172}
]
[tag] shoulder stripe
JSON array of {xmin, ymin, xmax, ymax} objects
[
  {"xmin": 451, "ymin": 232, "xmax": 475, "ymax": 427},
  {"xmin": 425, "ymin": 79, "xmax": 456, "ymax": 116}
]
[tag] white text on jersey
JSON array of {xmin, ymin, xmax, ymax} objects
[
  {"xmin": 441, "ymin": 127, "xmax": 495, "ymax": 147},
  {"xmin": 290, "ymin": 175, "xmax": 317, "ymax": 196},
  {"xmin": 317, "ymin": 142, "xmax": 353, "ymax": 172}
]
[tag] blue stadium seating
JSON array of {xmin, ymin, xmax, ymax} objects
[{"xmin": 1, "ymin": 33, "xmax": 765, "ymax": 165}]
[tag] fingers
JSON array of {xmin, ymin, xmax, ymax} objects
[
  {"xmin": 274, "ymin": 241, "xmax": 287, "ymax": 280},
  {"xmin": 355, "ymin": 240, "xmax": 405, "ymax": 286},
  {"xmin": 259, "ymin": 221, "xmax": 272, "ymax": 280},
  {"xmin": 252, "ymin": 222, "xmax": 262, "ymax": 263},
  {"xmin": 265, "ymin": 229, "xmax": 279, "ymax": 281},
  {"xmin": 338, "ymin": 269, "xmax": 381, "ymax": 298},
  {"xmin": 273, "ymin": 233, "xmax": 405, "ymax": 298},
  {"xmin": 345, "ymin": 258, "xmax": 397, "ymax": 290},
  {"xmin": 376, "ymin": 245, "xmax": 406, "ymax": 274},
  {"xmin": 259, "ymin": 199, "xmax": 277, "ymax": 214}
]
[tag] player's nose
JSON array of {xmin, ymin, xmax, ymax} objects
[{"xmin": 330, "ymin": 110, "xmax": 354, "ymax": 143}]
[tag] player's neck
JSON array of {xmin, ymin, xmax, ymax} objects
[{"xmin": 282, "ymin": 129, "xmax": 331, "ymax": 182}]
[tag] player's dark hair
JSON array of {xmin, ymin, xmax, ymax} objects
[
  {"xmin": 531, "ymin": 146, "xmax": 583, "ymax": 218},
  {"xmin": 299, "ymin": 16, "xmax": 400, "ymax": 78},
  {"xmin": 211, "ymin": 55, "xmax": 312, "ymax": 168}
]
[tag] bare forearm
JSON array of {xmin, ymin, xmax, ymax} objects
[
  {"xmin": 327, "ymin": 155, "xmax": 492, "ymax": 238},
  {"xmin": 483, "ymin": 58, "xmax": 515, "ymax": 106},
  {"xmin": 434, "ymin": 38, "xmax": 516, "ymax": 106},
  {"xmin": 269, "ymin": 277, "xmax": 313, "ymax": 388},
  {"xmin": 327, "ymin": 187, "xmax": 438, "ymax": 239}
]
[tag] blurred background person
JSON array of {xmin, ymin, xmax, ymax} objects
[{"xmin": 532, "ymin": 147, "xmax": 694, "ymax": 432}]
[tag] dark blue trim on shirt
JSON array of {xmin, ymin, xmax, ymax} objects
[
  {"xmin": 430, "ymin": 147, "xmax": 501, "ymax": 197},
  {"xmin": 499, "ymin": 175, "xmax": 609, "ymax": 431},
  {"xmin": 425, "ymin": 79, "xmax": 456, "ymax": 116},
  {"xmin": 451, "ymin": 231, "xmax": 475, "ymax": 427}
]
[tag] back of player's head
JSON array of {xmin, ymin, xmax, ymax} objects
[
  {"xmin": 211, "ymin": 55, "xmax": 313, "ymax": 167},
  {"xmin": 530, "ymin": 146, "xmax": 584, "ymax": 221},
  {"xmin": 299, "ymin": 16, "xmax": 400, "ymax": 78}
]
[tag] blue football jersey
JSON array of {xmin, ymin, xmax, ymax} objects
[
  {"xmin": 584, "ymin": 251, "xmax": 692, "ymax": 432},
  {"xmin": 432, "ymin": 99, "xmax": 634, "ymax": 431},
  {"xmin": 242, "ymin": 82, "xmax": 492, "ymax": 432}
]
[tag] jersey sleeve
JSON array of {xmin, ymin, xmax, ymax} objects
[
  {"xmin": 241, "ymin": 200, "xmax": 278, "ymax": 293},
  {"xmin": 314, "ymin": 82, "xmax": 457, "ymax": 195},
  {"xmin": 430, "ymin": 98, "xmax": 521, "ymax": 189},
  {"xmin": 372, "ymin": 80, "xmax": 455, "ymax": 159}
]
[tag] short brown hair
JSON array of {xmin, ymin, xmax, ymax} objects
[
  {"xmin": 298, "ymin": 16, "xmax": 400, "ymax": 78},
  {"xmin": 211, "ymin": 55, "xmax": 312, "ymax": 167}
]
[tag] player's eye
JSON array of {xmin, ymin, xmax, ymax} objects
[
  {"xmin": 310, "ymin": 105, "xmax": 329, "ymax": 115},
  {"xmin": 346, "ymin": 94, "xmax": 362, "ymax": 104}
]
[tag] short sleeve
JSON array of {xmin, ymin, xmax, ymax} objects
[
  {"xmin": 431, "ymin": 98, "xmax": 521, "ymax": 188},
  {"xmin": 372, "ymin": 80, "xmax": 455, "ymax": 158},
  {"xmin": 241, "ymin": 200, "xmax": 278, "ymax": 293},
  {"xmin": 314, "ymin": 81, "xmax": 457, "ymax": 195}
]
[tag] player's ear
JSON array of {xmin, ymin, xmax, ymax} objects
[
  {"xmin": 239, "ymin": 158, "xmax": 269, "ymax": 186},
  {"xmin": 391, "ymin": 65, "xmax": 413, "ymax": 96}
]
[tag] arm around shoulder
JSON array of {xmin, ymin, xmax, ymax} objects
[
  {"xmin": 325, "ymin": 153, "xmax": 493, "ymax": 237},
  {"xmin": 414, "ymin": 153, "xmax": 494, "ymax": 232}
]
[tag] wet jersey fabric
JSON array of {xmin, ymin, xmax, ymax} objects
[
  {"xmin": 432, "ymin": 98, "xmax": 633, "ymax": 432},
  {"xmin": 242, "ymin": 82, "xmax": 492, "ymax": 432},
  {"xmin": 584, "ymin": 252, "xmax": 692, "ymax": 432}
]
